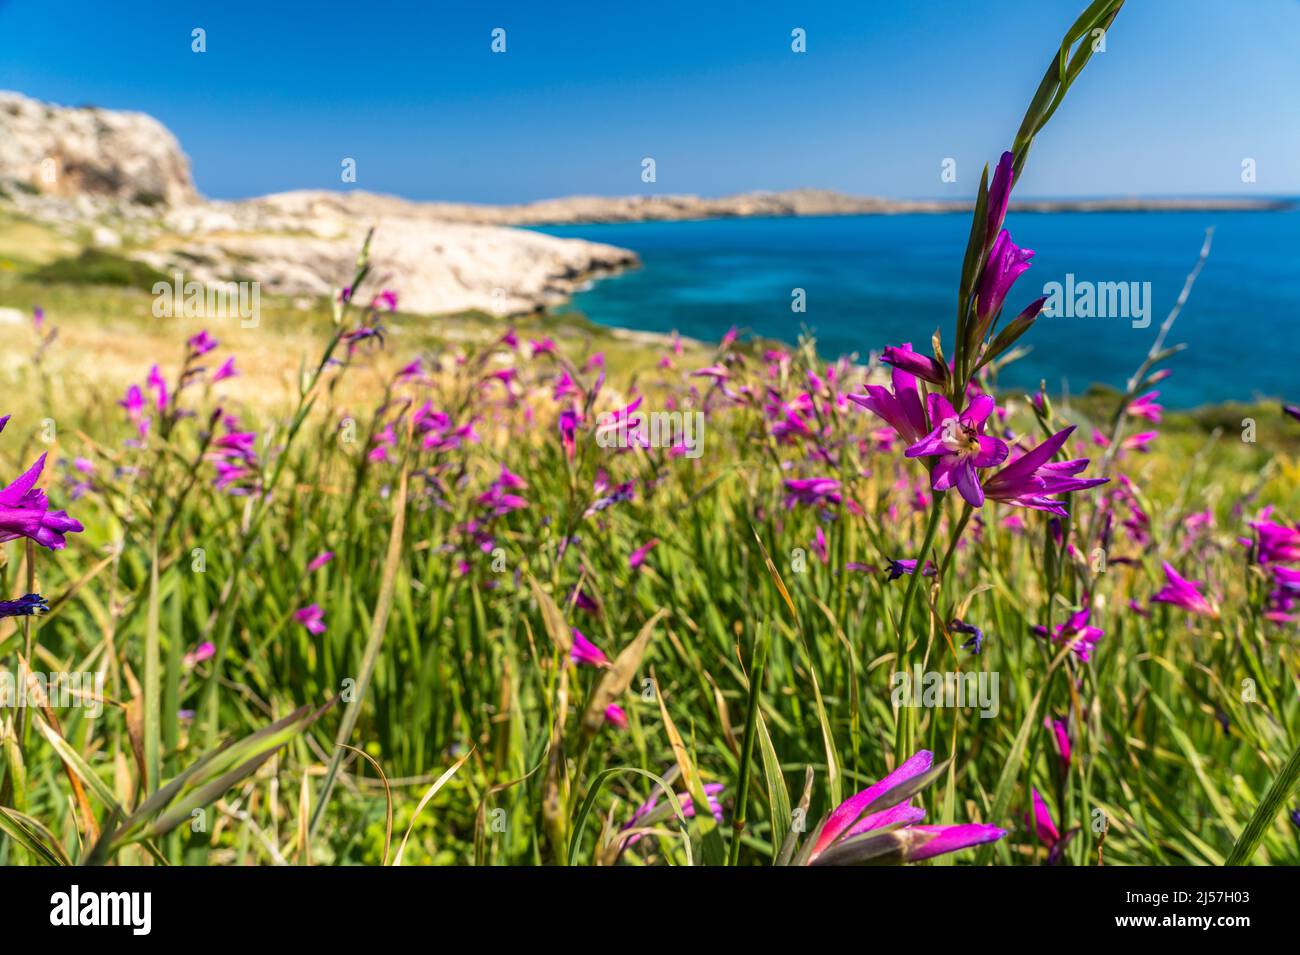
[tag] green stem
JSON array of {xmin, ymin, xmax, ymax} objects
[
  {"xmin": 1225, "ymin": 735, "xmax": 1300, "ymax": 866},
  {"xmin": 893, "ymin": 498, "xmax": 945, "ymax": 758},
  {"xmin": 728, "ymin": 620, "xmax": 771, "ymax": 866}
]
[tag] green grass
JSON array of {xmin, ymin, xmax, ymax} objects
[{"xmin": 27, "ymin": 248, "xmax": 173, "ymax": 291}]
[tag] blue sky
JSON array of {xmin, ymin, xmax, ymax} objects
[{"xmin": 2, "ymin": 0, "xmax": 1297, "ymax": 202}]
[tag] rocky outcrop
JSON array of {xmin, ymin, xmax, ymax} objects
[
  {"xmin": 0, "ymin": 91, "xmax": 197, "ymax": 206},
  {"xmin": 135, "ymin": 218, "xmax": 638, "ymax": 316}
]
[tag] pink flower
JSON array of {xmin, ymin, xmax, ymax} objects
[
  {"xmin": 804, "ymin": 750, "xmax": 1005, "ymax": 865},
  {"xmin": 146, "ymin": 364, "xmax": 168, "ymax": 413},
  {"xmin": 604, "ymin": 704, "xmax": 628, "ymax": 730},
  {"xmin": 570, "ymin": 628, "xmax": 608, "ymax": 667},
  {"xmin": 628, "ymin": 538, "xmax": 659, "ymax": 570},
  {"xmin": 183, "ymin": 641, "xmax": 216, "ymax": 668},
  {"xmin": 1031, "ymin": 605, "xmax": 1103, "ymax": 662},
  {"xmin": 1151, "ymin": 561, "xmax": 1219, "ymax": 618},
  {"xmin": 211, "ymin": 357, "xmax": 238, "ymax": 383},
  {"xmin": 187, "ymin": 330, "xmax": 218, "ymax": 357},
  {"xmin": 983, "ymin": 426, "xmax": 1107, "ymax": 516},
  {"xmin": 1127, "ymin": 390, "xmax": 1163, "ymax": 423},
  {"xmin": 294, "ymin": 604, "xmax": 326, "ymax": 635},
  {"xmin": 906, "ymin": 393, "xmax": 1008, "ymax": 507},
  {"xmin": 306, "ymin": 551, "xmax": 334, "ymax": 573},
  {"xmin": 847, "ymin": 344, "xmax": 928, "ymax": 445},
  {"xmin": 0, "ymin": 453, "xmax": 85, "ymax": 550},
  {"xmin": 1047, "ymin": 717, "xmax": 1071, "ymax": 769},
  {"xmin": 1026, "ymin": 787, "xmax": 1062, "ymax": 854}
]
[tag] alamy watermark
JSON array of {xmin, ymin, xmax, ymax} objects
[
  {"xmin": 1042, "ymin": 274, "xmax": 1151, "ymax": 328},
  {"xmin": 152, "ymin": 273, "xmax": 260, "ymax": 328},
  {"xmin": 891, "ymin": 665, "xmax": 999, "ymax": 718},
  {"xmin": 595, "ymin": 409, "xmax": 704, "ymax": 458},
  {"xmin": 1, "ymin": 669, "xmax": 105, "ymax": 718}
]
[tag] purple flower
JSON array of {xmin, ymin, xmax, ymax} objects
[
  {"xmin": 848, "ymin": 346, "xmax": 928, "ymax": 445},
  {"xmin": 628, "ymin": 538, "xmax": 659, "ymax": 570},
  {"xmin": 886, "ymin": 558, "xmax": 936, "ymax": 581},
  {"xmin": 1248, "ymin": 515, "xmax": 1300, "ymax": 564},
  {"xmin": 306, "ymin": 551, "xmax": 334, "ymax": 574},
  {"xmin": 1031, "ymin": 605, "xmax": 1102, "ymax": 662},
  {"xmin": 558, "ymin": 407, "xmax": 580, "ymax": 460},
  {"xmin": 146, "ymin": 364, "xmax": 168, "ymax": 413},
  {"xmin": 183, "ymin": 641, "xmax": 216, "ymax": 667},
  {"xmin": 880, "ymin": 343, "xmax": 948, "ymax": 386},
  {"xmin": 1026, "ymin": 787, "xmax": 1061, "ymax": 853},
  {"xmin": 975, "ymin": 230, "xmax": 1034, "ymax": 325},
  {"xmin": 985, "ymin": 151, "xmax": 1015, "ymax": 247},
  {"xmin": 805, "ymin": 750, "xmax": 1005, "ymax": 865},
  {"xmin": 294, "ymin": 603, "xmax": 326, "ymax": 635},
  {"xmin": 119, "ymin": 384, "xmax": 146, "ymax": 422},
  {"xmin": 1127, "ymin": 390, "xmax": 1163, "ymax": 423},
  {"xmin": 187, "ymin": 330, "xmax": 218, "ymax": 357},
  {"xmin": 783, "ymin": 477, "xmax": 841, "ymax": 510},
  {"xmin": 951, "ymin": 618, "xmax": 984, "ymax": 654},
  {"xmin": 570, "ymin": 628, "xmax": 608, "ymax": 667},
  {"xmin": 1047, "ymin": 717, "xmax": 1072, "ymax": 769},
  {"xmin": 906, "ymin": 393, "xmax": 1008, "ymax": 507},
  {"xmin": 619, "ymin": 781, "xmax": 725, "ymax": 853},
  {"xmin": 1283, "ymin": 403, "xmax": 1300, "ymax": 423},
  {"xmin": 0, "ymin": 593, "xmax": 48, "ymax": 618},
  {"xmin": 0, "ymin": 454, "xmax": 85, "ymax": 550},
  {"xmin": 983, "ymin": 425, "xmax": 1107, "ymax": 516},
  {"xmin": 1151, "ymin": 561, "xmax": 1218, "ymax": 618},
  {"xmin": 604, "ymin": 704, "xmax": 628, "ymax": 730},
  {"xmin": 212, "ymin": 356, "xmax": 238, "ymax": 383},
  {"xmin": 478, "ymin": 465, "xmax": 528, "ymax": 516}
]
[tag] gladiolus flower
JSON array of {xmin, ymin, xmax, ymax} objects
[
  {"xmin": 0, "ymin": 454, "xmax": 85, "ymax": 550},
  {"xmin": 982, "ymin": 425, "xmax": 1107, "ymax": 516},
  {"xmin": 618, "ymin": 781, "xmax": 725, "ymax": 853},
  {"xmin": 1026, "ymin": 787, "xmax": 1060, "ymax": 852},
  {"xmin": 1047, "ymin": 717, "xmax": 1071, "ymax": 769},
  {"xmin": 886, "ymin": 558, "xmax": 936, "ymax": 581},
  {"xmin": 1127, "ymin": 391, "xmax": 1163, "ymax": 423},
  {"xmin": 187, "ymin": 330, "xmax": 218, "ymax": 356},
  {"xmin": 628, "ymin": 538, "xmax": 658, "ymax": 569},
  {"xmin": 880, "ymin": 343, "xmax": 947, "ymax": 385},
  {"xmin": 985, "ymin": 151, "xmax": 1015, "ymax": 246},
  {"xmin": 951, "ymin": 618, "xmax": 984, "ymax": 654},
  {"xmin": 1151, "ymin": 561, "xmax": 1219, "ymax": 618},
  {"xmin": 906, "ymin": 393, "xmax": 1008, "ymax": 507},
  {"xmin": 570, "ymin": 628, "xmax": 608, "ymax": 667},
  {"xmin": 804, "ymin": 750, "xmax": 1005, "ymax": 865},
  {"xmin": 783, "ymin": 477, "xmax": 840, "ymax": 510},
  {"xmin": 848, "ymin": 346, "xmax": 928, "ymax": 444},
  {"xmin": 212, "ymin": 356, "xmax": 238, "ymax": 382},
  {"xmin": 183, "ymin": 641, "xmax": 216, "ymax": 667},
  {"xmin": 604, "ymin": 704, "xmax": 628, "ymax": 730},
  {"xmin": 1031, "ymin": 605, "xmax": 1102, "ymax": 662},
  {"xmin": 146, "ymin": 364, "xmax": 168, "ymax": 412},
  {"xmin": 975, "ymin": 229, "xmax": 1034, "ymax": 325},
  {"xmin": 306, "ymin": 551, "xmax": 334, "ymax": 573},
  {"xmin": 294, "ymin": 604, "xmax": 326, "ymax": 635},
  {"xmin": 0, "ymin": 593, "xmax": 48, "ymax": 617},
  {"xmin": 691, "ymin": 365, "xmax": 730, "ymax": 382}
]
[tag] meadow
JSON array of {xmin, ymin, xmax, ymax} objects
[{"xmin": 1, "ymin": 0, "xmax": 1298, "ymax": 867}]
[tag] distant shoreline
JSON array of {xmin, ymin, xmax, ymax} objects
[{"xmin": 240, "ymin": 188, "xmax": 1294, "ymax": 229}]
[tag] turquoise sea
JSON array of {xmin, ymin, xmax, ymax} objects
[{"xmin": 534, "ymin": 210, "xmax": 1300, "ymax": 408}]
